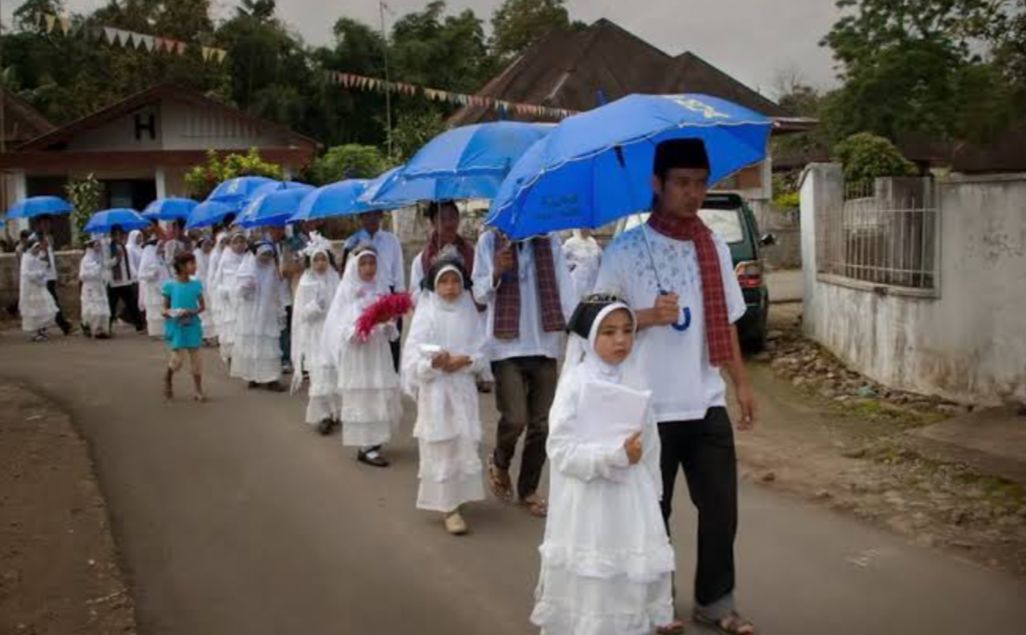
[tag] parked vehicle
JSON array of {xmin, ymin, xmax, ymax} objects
[{"xmin": 614, "ymin": 192, "xmax": 775, "ymax": 351}]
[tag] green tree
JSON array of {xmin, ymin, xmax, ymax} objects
[
  {"xmin": 490, "ymin": 0, "xmax": 570, "ymax": 60},
  {"xmin": 305, "ymin": 144, "xmax": 390, "ymax": 185},
  {"xmin": 390, "ymin": 110, "xmax": 446, "ymax": 161},
  {"xmin": 184, "ymin": 148, "xmax": 283, "ymax": 199},
  {"xmin": 65, "ymin": 174, "xmax": 103, "ymax": 246},
  {"xmin": 834, "ymin": 132, "xmax": 917, "ymax": 188}
]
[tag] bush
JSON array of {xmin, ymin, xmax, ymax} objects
[
  {"xmin": 305, "ymin": 144, "xmax": 390, "ymax": 185},
  {"xmin": 185, "ymin": 148, "xmax": 284, "ymax": 199},
  {"xmin": 833, "ymin": 133, "xmax": 917, "ymax": 188},
  {"xmin": 65, "ymin": 174, "xmax": 103, "ymax": 246}
]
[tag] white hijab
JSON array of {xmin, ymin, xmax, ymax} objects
[
  {"xmin": 126, "ymin": 230, "xmax": 144, "ymax": 273},
  {"xmin": 235, "ymin": 242, "xmax": 288, "ymax": 328},
  {"xmin": 79, "ymin": 241, "xmax": 106, "ymax": 282},
  {"xmin": 138, "ymin": 240, "xmax": 169, "ymax": 283},
  {"xmin": 215, "ymin": 234, "xmax": 248, "ymax": 295},
  {"xmin": 290, "ymin": 239, "xmax": 341, "ymax": 391},
  {"xmin": 322, "ymin": 249, "xmax": 389, "ymax": 369}
]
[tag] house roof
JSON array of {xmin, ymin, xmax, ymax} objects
[
  {"xmin": 1, "ymin": 88, "xmax": 55, "ymax": 144},
  {"xmin": 951, "ymin": 129, "xmax": 1026, "ymax": 174},
  {"xmin": 449, "ymin": 18, "xmax": 790, "ymax": 126},
  {"xmin": 16, "ymin": 83, "xmax": 319, "ymax": 152}
]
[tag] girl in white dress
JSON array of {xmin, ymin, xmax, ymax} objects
[
  {"xmin": 205, "ymin": 232, "xmax": 227, "ymax": 343},
  {"xmin": 230, "ymin": 241, "xmax": 289, "ymax": 390},
  {"xmin": 194, "ymin": 235, "xmax": 217, "ymax": 344},
  {"xmin": 19, "ymin": 236, "xmax": 57, "ymax": 342},
  {"xmin": 290, "ymin": 236, "xmax": 342, "ymax": 433},
  {"xmin": 563, "ymin": 229, "xmax": 603, "ymax": 302},
  {"xmin": 137, "ymin": 238, "xmax": 170, "ymax": 338},
  {"xmin": 323, "ymin": 245, "xmax": 402, "ymax": 467},
  {"xmin": 215, "ymin": 232, "xmax": 248, "ymax": 364},
  {"xmin": 126, "ymin": 229, "xmax": 144, "ymax": 276},
  {"xmin": 531, "ymin": 295, "xmax": 677, "ymax": 635},
  {"xmin": 402, "ymin": 257, "xmax": 486, "ymax": 535},
  {"xmin": 78, "ymin": 237, "xmax": 111, "ymax": 339}
]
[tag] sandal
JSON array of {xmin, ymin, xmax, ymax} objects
[
  {"xmin": 487, "ymin": 457, "xmax": 514, "ymax": 503},
  {"xmin": 521, "ymin": 494, "xmax": 548, "ymax": 518},
  {"xmin": 694, "ymin": 611, "xmax": 755, "ymax": 635}
]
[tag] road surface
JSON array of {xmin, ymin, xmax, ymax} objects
[{"xmin": 1, "ymin": 332, "xmax": 1023, "ymax": 634}]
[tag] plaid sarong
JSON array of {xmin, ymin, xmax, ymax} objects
[
  {"xmin": 493, "ymin": 235, "xmax": 566, "ymax": 340},
  {"xmin": 647, "ymin": 212, "xmax": 735, "ymax": 366}
]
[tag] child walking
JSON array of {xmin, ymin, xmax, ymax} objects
[
  {"xmin": 78, "ymin": 236, "xmax": 112, "ymax": 339},
  {"xmin": 231, "ymin": 241, "xmax": 289, "ymax": 391},
  {"xmin": 194, "ymin": 234, "xmax": 217, "ymax": 345},
  {"xmin": 214, "ymin": 232, "xmax": 248, "ymax": 365},
  {"xmin": 531, "ymin": 295, "xmax": 679, "ymax": 635},
  {"xmin": 138, "ymin": 237, "xmax": 170, "ymax": 338},
  {"xmin": 290, "ymin": 237, "xmax": 341, "ymax": 433},
  {"xmin": 323, "ymin": 246, "xmax": 402, "ymax": 467},
  {"xmin": 402, "ymin": 257, "xmax": 486, "ymax": 535},
  {"xmin": 162, "ymin": 252, "xmax": 206, "ymax": 402},
  {"xmin": 18, "ymin": 235, "xmax": 58, "ymax": 342}
]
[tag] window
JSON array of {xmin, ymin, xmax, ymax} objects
[{"xmin": 697, "ymin": 208, "xmax": 744, "ymax": 243}]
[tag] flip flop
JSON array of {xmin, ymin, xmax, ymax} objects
[{"xmin": 487, "ymin": 457, "xmax": 514, "ymax": 503}]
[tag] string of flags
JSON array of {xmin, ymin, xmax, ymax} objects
[
  {"xmin": 326, "ymin": 71, "xmax": 577, "ymax": 120},
  {"xmin": 21, "ymin": 12, "xmax": 227, "ymax": 63}
]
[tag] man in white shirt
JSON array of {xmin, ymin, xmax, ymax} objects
[
  {"xmin": 32, "ymin": 215, "xmax": 72, "ymax": 335},
  {"xmin": 343, "ymin": 211, "xmax": 406, "ymax": 369},
  {"xmin": 473, "ymin": 230, "xmax": 576, "ymax": 517},
  {"xmin": 593, "ymin": 139, "xmax": 757, "ymax": 634}
]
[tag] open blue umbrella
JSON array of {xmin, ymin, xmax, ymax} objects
[
  {"xmin": 186, "ymin": 201, "xmax": 239, "ymax": 230},
  {"xmin": 368, "ymin": 122, "xmax": 551, "ymax": 205},
  {"xmin": 291, "ymin": 179, "xmax": 371, "ymax": 223},
  {"xmin": 237, "ymin": 184, "xmax": 315, "ymax": 228},
  {"xmin": 206, "ymin": 176, "xmax": 279, "ymax": 205},
  {"xmin": 485, "ymin": 94, "xmax": 772, "ymax": 239},
  {"xmin": 250, "ymin": 180, "xmax": 313, "ymax": 199},
  {"xmin": 83, "ymin": 208, "xmax": 148, "ymax": 233},
  {"xmin": 142, "ymin": 197, "xmax": 198, "ymax": 221},
  {"xmin": 4, "ymin": 195, "xmax": 73, "ymax": 219}
]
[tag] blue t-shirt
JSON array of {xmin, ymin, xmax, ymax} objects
[{"xmin": 162, "ymin": 278, "xmax": 204, "ymax": 350}]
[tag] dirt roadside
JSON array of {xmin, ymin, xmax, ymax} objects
[{"xmin": 0, "ymin": 381, "xmax": 136, "ymax": 635}]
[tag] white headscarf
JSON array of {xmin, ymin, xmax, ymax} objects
[
  {"xmin": 401, "ymin": 262, "xmax": 483, "ymax": 399},
  {"xmin": 235, "ymin": 242, "xmax": 288, "ymax": 333},
  {"xmin": 79, "ymin": 239, "xmax": 107, "ymax": 283},
  {"xmin": 321, "ymin": 247, "xmax": 389, "ymax": 369},
  {"xmin": 214, "ymin": 233, "xmax": 248, "ymax": 298},
  {"xmin": 289, "ymin": 237, "xmax": 341, "ymax": 392},
  {"xmin": 560, "ymin": 298, "xmax": 638, "ymax": 389},
  {"xmin": 126, "ymin": 230, "xmax": 144, "ymax": 274},
  {"xmin": 137, "ymin": 239, "xmax": 169, "ymax": 284}
]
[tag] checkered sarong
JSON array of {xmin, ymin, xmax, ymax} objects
[
  {"xmin": 493, "ymin": 235, "xmax": 566, "ymax": 340},
  {"xmin": 647, "ymin": 212, "xmax": 735, "ymax": 366}
]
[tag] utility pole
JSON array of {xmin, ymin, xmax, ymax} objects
[{"xmin": 379, "ymin": 1, "xmax": 393, "ymax": 161}]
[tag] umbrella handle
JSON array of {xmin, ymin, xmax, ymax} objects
[{"xmin": 659, "ymin": 289, "xmax": 691, "ymax": 332}]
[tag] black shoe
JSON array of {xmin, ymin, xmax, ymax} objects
[
  {"xmin": 263, "ymin": 382, "xmax": 287, "ymax": 393},
  {"xmin": 248, "ymin": 381, "xmax": 260, "ymax": 389},
  {"xmin": 357, "ymin": 448, "xmax": 390, "ymax": 468},
  {"xmin": 316, "ymin": 418, "xmax": 333, "ymax": 435}
]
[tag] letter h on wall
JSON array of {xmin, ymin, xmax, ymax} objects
[{"xmin": 134, "ymin": 112, "xmax": 156, "ymax": 141}]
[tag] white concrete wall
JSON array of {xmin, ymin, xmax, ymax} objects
[
  {"xmin": 800, "ymin": 166, "xmax": 1026, "ymax": 405},
  {"xmin": 69, "ymin": 105, "xmax": 162, "ymax": 151}
]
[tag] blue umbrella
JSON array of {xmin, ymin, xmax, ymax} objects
[
  {"xmin": 485, "ymin": 93, "xmax": 772, "ymax": 239},
  {"xmin": 291, "ymin": 179, "xmax": 372, "ymax": 223},
  {"xmin": 142, "ymin": 197, "xmax": 198, "ymax": 221},
  {"xmin": 186, "ymin": 201, "xmax": 240, "ymax": 230},
  {"xmin": 206, "ymin": 176, "xmax": 279, "ymax": 205},
  {"xmin": 4, "ymin": 195, "xmax": 73, "ymax": 219},
  {"xmin": 83, "ymin": 208, "xmax": 148, "ymax": 233},
  {"xmin": 250, "ymin": 180, "xmax": 313, "ymax": 199},
  {"xmin": 237, "ymin": 185, "xmax": 316, "ymax": 228},
  {"xmin": 368, "ymin": 122, "xmax": 551, "ymax": 205}
]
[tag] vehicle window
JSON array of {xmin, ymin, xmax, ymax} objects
[{"xmin": 697, "ymin": 208, "xmax": 744, "ymax": 243}]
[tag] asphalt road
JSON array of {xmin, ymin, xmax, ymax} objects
[{"xmin": 1, "ymin": 331, "xmax": 1023, "ymax": 634}]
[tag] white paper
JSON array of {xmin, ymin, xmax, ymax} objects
[{"xmin": 574, "ymin": 379, "xmax": 650, "ymax": 444}]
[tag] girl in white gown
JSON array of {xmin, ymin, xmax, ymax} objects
[
  {"xmin": 78, "ymin": 237, "xmax": 111, "ymax": 338},
  {"xmin": 531, "ymin": 295, "xmax": 676, "ymax": 635},
  {"xmin": 563, "ymin": 229, "xmax": 603, "ymax": 302},
  {"xmin": 19, "ymin": 236, "xmax": 57, "ymax": 341},
  {"xmin": 206, "ymin": 232, "xmax": 228, "ymax": 344},
  {"xmin": 290, "ymin": 235, "xmax": 342, "ymax": 432},
  {"xmin": 214, "ymin": 232, "xmax": 248, "ymax": 364},
  {"xmin": 194, "ymin": 235, "xmax": 216, "ymax": 343},
  {"xmin": 401, "ymin": 257, "xmax": 486, "ymax": 535},
  {"xmin": 137, "ymin": 238, "xmax": 170, "ymax": 338},
  {"xmin": 230, "ymin": 241, "xmax": 289, "ymax": 390},
  {"xmin": 323, "ymin": 245, "xmax": 402, "ymax": 467},
  {"xmin": 126, "ymin": 229, "xmax": 144, "ymax": 277}
]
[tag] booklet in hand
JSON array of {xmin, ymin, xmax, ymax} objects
[{"xmin": 575, "ymin": 379, "xmax": 651, "ymax": 444}]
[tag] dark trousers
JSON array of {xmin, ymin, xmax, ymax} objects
[
  {"xmin": 389, "ymin": 316, "xmax": 403, "ymax": 372},
  {"xmin": 45, "ymin": 280, "xmax": 72, "ymax": 334},
  {"xmin": 491, "ymin": 356, "xmax": 557, "ymax": 499},
  {"xmin": 659, "ymin": 407, "xmax": 738, "ymax": 608},
  {"xmin": 107, "ymin": 283, "xmax": 145, "ymax": 332},
  {"xmin": 281, "ymin": 305, "xmax": 293, "ymax": 366}
]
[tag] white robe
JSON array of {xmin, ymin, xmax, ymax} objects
[
  {"xmin": 401, "ymin": 285, "xmax": 486, "ymax": 512},
  {"xmin": 78, "ymin": 248, "xmax": 111, "ymax": 335},
  {"xmin": 126, "ymin": 230, "xmax": 144, "ymax": 279},
  {"xmin": 214, "ymin": 247, "xmax": 246, "ymax": 363},
  {"xmin": 531, "ymin": 338, "xmax": 674, "ymax": 635},
  {"xmin": 563, "ymin": 232, "xmax": 603, "ymax": 302},
  {"xmin": 323, "ymin": 254, "xmax": 402, "ymax": 447},
  {"xmin": 205, "ymin": 236, "xmax": 227, "ymax": 340},
  {"xmin": 19, "ymin": 251, "xmax": 57, "ymax": 332},
  {"xmin": 137, "ymin": 243, "xmax": 169, "ymax": 337},
  {"xmin": 291, "ymin": 265, "xmax": 341, "ymax": 424},
  {"xmin": 230, "ymin": 253, "xmax": 288, "ymax": 384}
]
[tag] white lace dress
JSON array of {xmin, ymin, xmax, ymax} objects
[
  {"xmin": 291, "ymin": 266, "xmax": 341, "ymax": 424},
  {"xmin": 19, "ymin": 252, "xmax": 57, "ymax": 332},
  {"xmin": 137, "ymin": 243, "xmax": 169, "ymax": 337},
  {"xmin": 78, "ymin": 249, "xmax": 111, "ymax": 335},
  {"xmin": 230, "ymin": 253, "xmax": 288, "ymax": 384}
]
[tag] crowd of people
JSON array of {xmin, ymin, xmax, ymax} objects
[{"xmin": 14, "ymin": 139, "xmax": 758, "ymax": 635}]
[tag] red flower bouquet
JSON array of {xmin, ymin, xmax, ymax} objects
[{"xmin": 355, "ymin": 292, "xmax": 413, "ymax": 342}]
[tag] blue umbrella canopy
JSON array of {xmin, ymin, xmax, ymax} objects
[
  {"xmin": 4, "ymin": 195, "xmax": 73, "ymax": 219},
  {"xmin": 83, "ymin": 208, "xmax": 148, "ymax": 233},
  {"xmin": 186, "ymin": 200, "xmax": 240, "ymax": 230},
  {"xmin": 250, "ymin": 180, "xmax": 313, "ymax": 199},
  {"xmin": 237, "ymin": 185, "xmax": 316, "ymax": 228},
  {"xmin": 142, "ymin": 197, "xmax": 198, "ymax": 221},
  {"xmin": 485, "ymin": 93, "xmax": 772, "ymax": 239},
  {"xmin": 291, "ymin": 179, "xmax": 371, "ymax": 223},
  {"xmin": 206, "ymin": 176, "xmax": 279, "ymax": 205}
]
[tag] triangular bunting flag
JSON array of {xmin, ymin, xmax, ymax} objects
[
  {"xmin": 122, "ymin": 30, "xmax": 135, "ymax": 48},
  {"xmin": 44, "ymin": 14, "xmax": 57, "ymax": 33},
  {"xmin": 217, "ymin": 49, "xmax": 227, "ymax": 63},
  {"xmin": 58, "ymin": 15, "xmax": 71, "ymax": 35},
  {"xmin": 176, "ymin": 41, "xmax": 187, "ymax": 55},
  {"xmin": 103, "ymin": 27, "xmax": 119, "ymax": 45},
  {"xmin": 138, "ymin": 34, "xmax": 154, "ymax": 51},
  {"xmin": 202, "ymin": 46, "xmax": 211, "ymax": 61}
]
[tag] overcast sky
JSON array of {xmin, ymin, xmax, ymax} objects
[{"xmin": 4, "ymin": 0, "xmax": 842, "ymax": 97}]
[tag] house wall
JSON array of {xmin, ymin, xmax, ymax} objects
[
  {"xmin": 800, "ymin": 164, "xmax": 1026, "ymax": 405},
  {"xmin": 160, "ymin": 101, "xmax": 296, "ymax": 151},
  {"xmin": 68, "ymin": 105, "xmax": 162, "ymax": 151}
]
